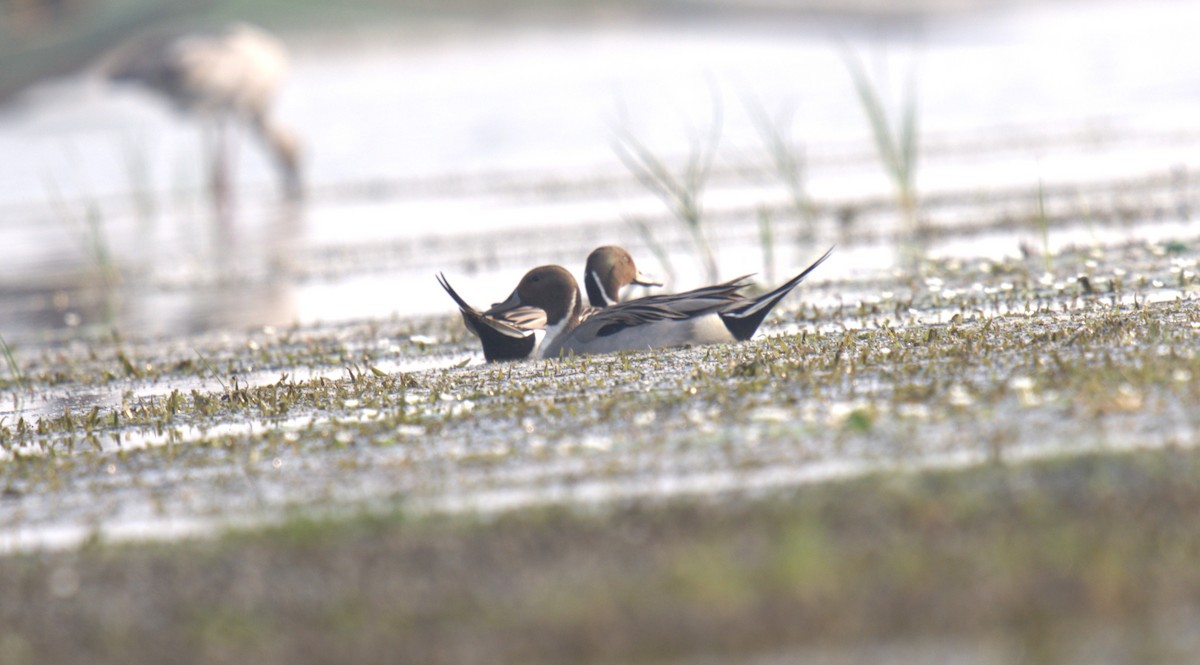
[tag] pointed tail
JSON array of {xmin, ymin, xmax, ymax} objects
[
  {"xmin": 437, "ymin": 273, "xmax": 478, "ymax": 313},
  {"xmin": 720, "ymin": 246, "xmax": 834, "ymax": 341},
  {"xmin": 436, "ymin": 273, "xmax": 538, "ymax": 361}
]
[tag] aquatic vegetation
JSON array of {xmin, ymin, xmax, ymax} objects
[
  {"xmin": 611, "ymin": 90, "xmax": 723, "ymax": 283},
  {"xmin": 743, "ymin": 94, "xmax": 815, "ymax": 240},
  {"xmin": 0, "ymin": 229, "xmax": 1197, "ymax": 662},
  {"xmin": 843, "ymin": 47, "xmax": 921, "ymax": 260},
  {"xmin": 119, "ymin": 134, "xmax": 159, "ymax": 230},
  {"xmin": 0, "ymin": 237, "xmax": 1195, "ymax": 470},
  {"xmin": 2, "ymin": 12, "xmax": 1198, "ymax": 662},
  {"xmin": 1037, "ymin": 174, "xmax": 1052, "ymax": 272},
  {"xmin": 0, "ymin": 335, "xmax": 22, "ymax": 392},
  {"xmin": 43, "ymin": 169, "xmax": 120, "ymax": 291},
  {"xmin": 757, "ymin": 207, "xmax": 777, "ymax": 284}
]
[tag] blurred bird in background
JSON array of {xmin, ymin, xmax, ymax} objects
[{"xmin": 101, "ymin": 23, "xmax": 303, "ymax": 206}]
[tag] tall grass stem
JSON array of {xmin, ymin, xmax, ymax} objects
[{"xmin": 611, "ymin": 88, "xmax": 723, "ymax": 282}]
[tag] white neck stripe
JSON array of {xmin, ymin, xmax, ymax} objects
[{"xmin": 588, "ymin": 271, "xmax": 616, "ymax": 307}]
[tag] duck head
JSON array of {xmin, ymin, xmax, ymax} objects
[
  {"xmin": 486, "ymin": 265, "xmax": 583, "ymax": 326},
  {"xmin": 583, "ymin": 245, "xmax": 661, "ymax": 307}
]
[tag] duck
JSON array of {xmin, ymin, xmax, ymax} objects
[
  {"xmin": 437, "ymin": 245, "xmax": 660, "ymax": 362},
  {"xmin": 102, "ymin": 23, "xmax": 302, "ymax": 200},
  {"xmin": 483, "ymin": 247, "xmax": 833, "ymax": 359}
]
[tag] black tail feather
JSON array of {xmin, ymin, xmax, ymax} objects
[
  {"xmin": 437, "ymin": 273, "xmax": 537, "ymax": 362},
  {"xmin": 437, "ymin": 273, "xmax": 476, "ymax": 312},
  {"xmin": 719, "ymin": 247, "xmax": 834, "ymax": 341},
  {"xmin": 465, "ymin": 311, "xmax": 537, "ymax": 362}
]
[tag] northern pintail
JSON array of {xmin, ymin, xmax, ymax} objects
[
  {"xmin": 485, "ymin": 247, "xmax": 833, "ymax": 359},
  {"xmin": 438, "ymin": 246, "xmax": 660, "ymax": 361}
]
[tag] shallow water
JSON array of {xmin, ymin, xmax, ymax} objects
[{"xmin": 2, "ymin": 0, "xmax": 1200, "ymax": 345}]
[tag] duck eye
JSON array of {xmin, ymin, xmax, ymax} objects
[{"xmin": 531, "ymin": 276, "xmax": 541, "ymax": 282}]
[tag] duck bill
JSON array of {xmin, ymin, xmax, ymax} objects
[
  {"xmin": 485, "ymin": 290, "xmax": 523, "ymax": 316},
  {"xmin": 632, "ymin": 270, "xmax": 663, "ymax": 287}
]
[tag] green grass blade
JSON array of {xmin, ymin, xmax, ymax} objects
[
  {"xmin": 899, "ymin": 65, "xmax": 920, "ymax": 190},
  {"xmin": 0, "ymin": 335, "xmax": 24, "ymax": 391},
  {"xmin": 757, "ymin": 207, "xmax": 776, "ymax": 285},
  {"xmin": 842, "ymin": 48, "xmax": 900, "ymax": 181},
  {"xmin": 611, "ymin": 89, "xmax": 722, "ymax": 282}
]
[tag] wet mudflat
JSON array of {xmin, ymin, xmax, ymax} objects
[
  {"xmin": 3, "ymin": 237, "xmax": 1199, "ymax": 544},
  {"xmin": 1, "ymin": 232, "xmax": 1199, "ymax": 662}
]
